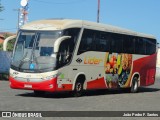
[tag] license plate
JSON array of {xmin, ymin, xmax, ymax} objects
[{"xmin": 24, "ymin": 84, "xmax": 32, "ymax": 88}]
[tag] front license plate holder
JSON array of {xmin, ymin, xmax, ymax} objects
[{"xmin": 24, "ymin": 84, "xmax": 32, "ymax": 88}]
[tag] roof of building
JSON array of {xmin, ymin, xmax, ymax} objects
[{"xmin": 0, "ymin": 34, "xmax": 4, "ymax": 39}]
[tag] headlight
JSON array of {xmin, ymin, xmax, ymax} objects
[{"xmin": 43, "ymin": 74, "xmax": 57, "ymax": 80}]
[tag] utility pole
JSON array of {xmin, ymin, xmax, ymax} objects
[
  {"xmin": 13, "ymin": 0, "xmax": 29, "ymax": 31},
  {"xmin": 97, "ymin": 0, "xmax": 100, "ymax": 23},
  {"xmin": 20, "ymin": 0, "xmax": 29, "ymax": 27},
  {"xmin": 13, "ymin": 9, "xmax": 20, "ymax": 30}
]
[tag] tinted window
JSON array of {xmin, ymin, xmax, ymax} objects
[
  {"xmin": 123, "ymin": 35, "xmax": 135, "ymax": 53},
  {"xmin": 135, "ymin": 37, "xmax": 146, "ymax": 54},
  {"xmin": 78, "ymin": 29, "xmax": 156, "ymax": 55},
  {"xmin": 145, "ymin": 38, "xmax": 156, "ymax": 55},
  {"xmin": 63, "ymin": 28, "xmax": 80, "ymax": 54},
  {"xmin": 110, "ymin": 33, "xmax": 123, "ymax": 53},
  {"xmin": 94, "ymin": 31, "xmax": 110, "ymax": 52},
  {"xmin": 78, "ymin": 29, "xmax": 94, "ymax": 54},
  {"xmin": 78, "ymin": 29, "xmax": 111, "ymax": 54},
  {"xmin": 57, "ymin": 28, "xmax": 80, "ymax": 68}
]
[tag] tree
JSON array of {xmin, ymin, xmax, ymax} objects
[
  {"xmin": 0, "ymin": 33, "xmax": 16, "ymax": 51},
  {"xmin": 0, "ymin": 0, "xmax": 4, "ymax": 12},
  {"xmin": 0, "ymin": 43, "xmax": 2, "ymax": 50}
]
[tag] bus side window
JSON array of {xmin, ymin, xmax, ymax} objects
[
  {"xmin": 123, "ymin": 35, "xmax": 135, "ymax": 54},
  {"xmin": 135, "ymin": 38, "xmax": 146, "ymax": 55},
  {"xmin": 57, "ymin": 40, "xmax": 70, "ymax": 68},
  {"xmin": 63, "ymin": 28, "xmax": 80, "ymax": 54},
  {"xmin": 146, "ymin": 38, "xmax": 156, "ymax": 55},
  {"xmin": 110, "ymin": 33, "xmax": 123, "ymax": 53},
  {"xmin": 95, "ymin": 31, "xmax": 110, "ymax": 52},
  {"xmin": 57, "ymin": 28, "xmax": 81, "ymax": 68},
  {"xmin": 78, "ymin": 29, "xmax": 94, "ymax": 54}
]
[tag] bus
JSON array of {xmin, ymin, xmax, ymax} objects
[
  {"xmin": 157, "ymin": 48, "xmax": 160, "ymax": 68},
  {"xmin": 7, "ymin": 19, "xmax": 157, "ymax": 97}
]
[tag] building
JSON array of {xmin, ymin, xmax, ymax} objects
[{"xmin": 0, "ymin": 34, "xmax": 4, "ymax": 44}]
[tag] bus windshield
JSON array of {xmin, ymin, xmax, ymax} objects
[{"xmin": 11, "ymin": 30, "xmax": 62, "ymax": 72}]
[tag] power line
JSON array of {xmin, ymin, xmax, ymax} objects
[
  {"xmin": 0, "ymin": 28, "xmax": 17, "ymax": 32},
  {"xmin": 32, "ymin": 0, "xmax": 87, "ymax": 5}
]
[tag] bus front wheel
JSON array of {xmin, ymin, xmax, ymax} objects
[
  {"xmin": 130, "ymin": 77, "xmax": 139, "ymax": 93},
  {"xmin": 73, "ymin": 80, "xmax": 84, "ymax": 97}
]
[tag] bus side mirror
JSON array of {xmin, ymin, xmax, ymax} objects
[
  {"xmin": 54, "ymin": 36, "xmax": 71, "ymax": 53},
  {"xmin": 3, "ymin": 35, "xmax": 17, "ymax": 51}
]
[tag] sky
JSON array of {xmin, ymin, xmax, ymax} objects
[{"xmin": 0, "ymin": 0, "xmax": 160, "ymax": 43}]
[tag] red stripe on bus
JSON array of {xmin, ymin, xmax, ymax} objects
[
  {"xmin": 132, "ymin": 53, "xmax": 156, "ymax": 86},
  {"xmin": 87, "ymin": 77, "xmax": 107, "ymax": 90}
]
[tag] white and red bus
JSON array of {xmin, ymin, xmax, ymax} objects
[{"xmin": 7, "ymin": 19, "xmax": 157, "ymax": 96}]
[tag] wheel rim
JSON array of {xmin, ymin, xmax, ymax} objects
[
  {"xmin": 76, "ymin": 83, "xmax": 82, "ymax": 92},
  {"xmin": 134, "ymin": 81, "xmax": 138, "ymax": 91}
]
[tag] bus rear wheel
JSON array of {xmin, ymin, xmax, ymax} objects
[
  {"xmin": 73, "ymin": 80, "xmax": 84, "ymax": 97},
  {"xmin": 130, "ymin": 77, "xmax": 139, "ymax": 93}
]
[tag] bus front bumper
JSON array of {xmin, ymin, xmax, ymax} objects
[{"xmin": 9, "ymin": 76, "xmax": 57, "ymax": 92}]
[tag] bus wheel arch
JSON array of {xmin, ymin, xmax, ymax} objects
[
  {"xmin": 130, "ymin": 73, "xmax": 140, "ymax": 93},
  {"xmin": 72, "ymin": 74, "xmax": 86, "ymax": 97}
]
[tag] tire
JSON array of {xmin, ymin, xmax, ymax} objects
[
  {"xmin": 34, "ymin": 90, "xmax": 45, "ymax": 96},
  {"xmin": 73, "ymin": 80, "xmax": 84, "ymax": 97},
  {"xmin": 130, "ymin": 77, "xmax": 139, "ymax": 93}
]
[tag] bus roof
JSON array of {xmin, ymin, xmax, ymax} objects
[{"xmin": 21, "ymin": 19, "xmax": 156, "ymax": 39}]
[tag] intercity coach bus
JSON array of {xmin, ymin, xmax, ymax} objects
[{"xmin": 7, "ymin": 19, "xmax": 157, "ymax": 96}]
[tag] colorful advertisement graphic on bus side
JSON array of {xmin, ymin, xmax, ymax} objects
[{"xmin": 104, "ymin": 53, "xmax": 132, "ymax": 88}]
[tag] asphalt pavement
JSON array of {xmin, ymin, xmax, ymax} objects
[{"xmin": 0, "ymin": 68, "xmax": 160, "ymax": 120}]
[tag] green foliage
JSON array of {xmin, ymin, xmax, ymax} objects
[
  {"xmin": 0, "ymin": 0, "xmax": 4, "ymax": 12},
  {"xmin": 4, "ymin": 33, "xmax": 16, "ymax": 51},
  {"xmin": 7, "ymin": 38, "xmax": 16, "ymax": 51},
  {"xmin": 0, "ymin": 43, "xmax": 2, "ymax": 50},
  {"xmin": 0, "ymin": 33, "xmax": 16, "ymax": 51}
]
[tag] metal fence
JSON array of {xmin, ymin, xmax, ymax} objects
[{"xmin": 0, "ymin": 51, "xmax": 11, "ymax": 73}]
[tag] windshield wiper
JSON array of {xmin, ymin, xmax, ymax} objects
[
  {"xmin": 18, "ymin": 52, "xmax": 29, "ymax": 70},
  {"xmin": 26, "ymin": 43, "xmax": 39, "ymax": 72}
]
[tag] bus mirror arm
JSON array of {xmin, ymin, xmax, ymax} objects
[
  {"xmin": 3, "ymin": 35, "xmax": 17, "ymax": 51},
  {"xmin": 54, "ymin": 36, "xmax": 71, "ymax": 53}
]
